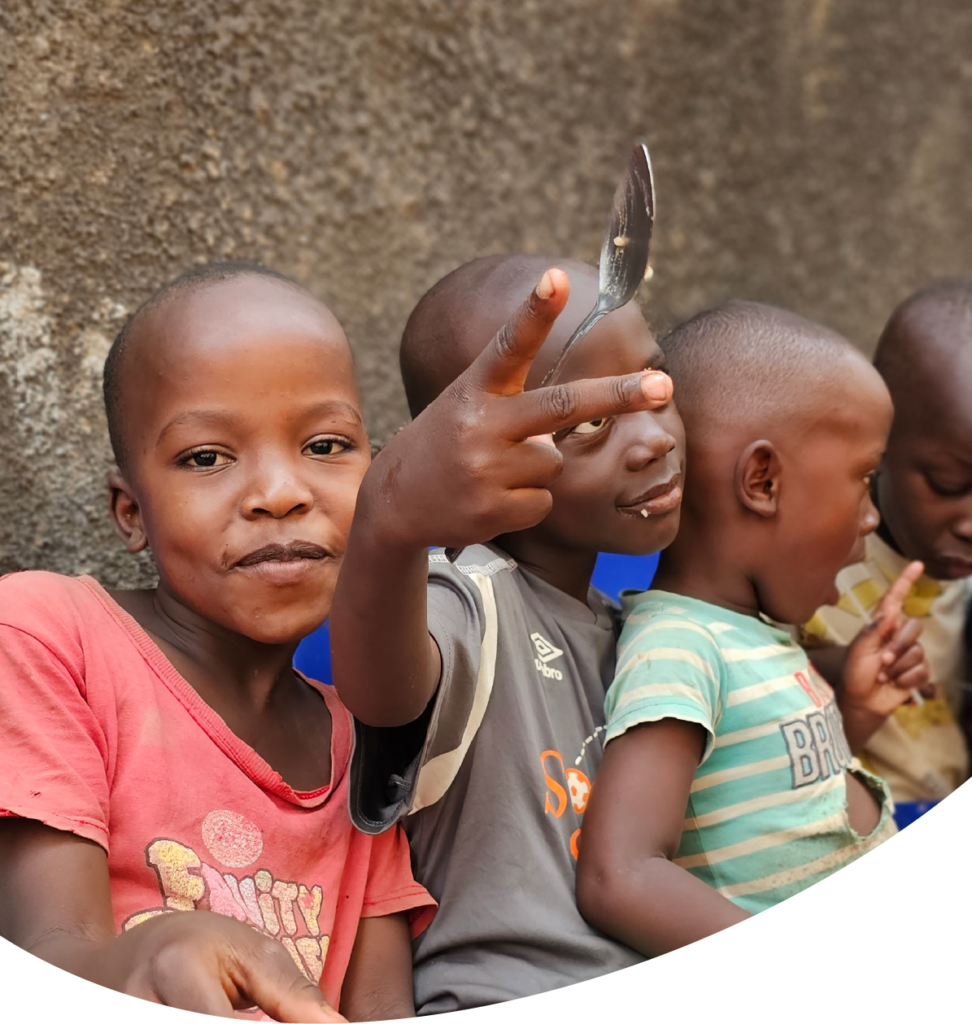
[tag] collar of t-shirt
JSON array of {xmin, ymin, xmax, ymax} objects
[
  {"xmin": 476, "ymin": 542, "xmax": 617, "ymax": 632},
  {"xmin": 621, "ymin": 587, "xmax": 797, "ymax": 646}
]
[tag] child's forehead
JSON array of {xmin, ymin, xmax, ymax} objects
[
  {"xmin": 883, "ymin": 324, "xmax": 972, "ymax": 440},
  {"xmin": 150, "ymin": 276, "xmax": 344, "ymax": 351},
  {"xmin": 121, "ymin": 277, "xmax": 361, "ymax": 439},
  {"xmin": 531, "ymin": 300, "xmax": 658, "ymax": 387}
]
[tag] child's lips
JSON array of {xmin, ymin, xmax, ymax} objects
[
  {"xmin": 232, "ymin": 540, "xmax": 334, "ymax": 585},
  {"xmin": 235, "ymin": 557, "xmax": 329, "ymax": 586},
  {"xmin": 618, "ymin": 475, "xmax": 683, "ymax": 517}
]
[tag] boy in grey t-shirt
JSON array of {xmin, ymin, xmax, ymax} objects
[{"xmin": 332, "ymin": 255, "xmax": 685, "ymax": 1012}]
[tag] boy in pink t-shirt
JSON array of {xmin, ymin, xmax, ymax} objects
[{"xmin": 0, "ymin": 264, "xmax": 434, "ymax": 1021}]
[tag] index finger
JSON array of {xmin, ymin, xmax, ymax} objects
[
  {"xmin": 875, "ymin": 561, "xmax": 924, "ymax": 625},
  {"xmin": 503, "ymin": 369, "xmax": 674, "ymax": 440},
  {"xmin": 466, "ymin": 268, "xmax": 571, "ymax": 396}
]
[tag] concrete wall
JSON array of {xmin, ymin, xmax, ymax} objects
[{"xmin": 2, "ymin": 0, "xmax": 971, "ymax": 583}]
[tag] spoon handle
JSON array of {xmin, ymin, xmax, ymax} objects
[
  {"xmin": 445, "ymin": 307, "xmax": 610, "ymax": 563},
  {"xmin": 540, "ymin": 305, "xmax": 609, "ymax": 389}
]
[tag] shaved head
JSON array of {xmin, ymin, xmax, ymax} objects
[
  {"xmin": 400, "ymin": 253, "xmax": 607, "ymax": 417},
  {"xmin": 874, "ymin": 278, "xmax": 972, "ymax": 416},
  {"xmin": 660, "ymin": 300, "xmax": 878, "ymax": 439},
  {"xmin": 103, "ymin": 262, "xmax": 327, "ymax": 473}
]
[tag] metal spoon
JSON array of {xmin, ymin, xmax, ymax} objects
[
  {"xmin": 541, "ymin": 139, "xmax": 656, "ymax": 387},
  {"xmin": 445, "ymin": 140, "xmax": 656, "ymax": 563}
]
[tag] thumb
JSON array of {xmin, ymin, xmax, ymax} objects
[{"xmin": 237, "ymin": 948, "xmax": 346, "ymax": 1023}]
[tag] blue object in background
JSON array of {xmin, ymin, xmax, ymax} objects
[
  {"xmin": 591, "ymin": 550, "xmax": 660, "ymax": 604},
  {"xmin": 893, "ymin": 800, "xmax": 937, "ymax": 831},
  {"xmin": 294, "ymin": 620, "xmax": 333, "ymax": 684},
  {"xmin": 293, "ymin": 550, "xmax": 662, "ymax": 685}
]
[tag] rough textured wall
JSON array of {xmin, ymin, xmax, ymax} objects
[{"xmin": 1, "ymin": 0, "xmax": 971, "ymax": 582}]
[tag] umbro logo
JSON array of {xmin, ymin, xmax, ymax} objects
[
  {"xmin": 531, "ymin": 632, "xmax": 564, "ymax": 680},
  {"xmin": 531, "ymin": 632, "xmax": 563, "ymax": 663}
]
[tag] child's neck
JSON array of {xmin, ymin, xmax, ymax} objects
[
  {"xmin": 111, "ymin": 583, "xmax": 335, "ymax": 793},
  {"xmin": 652, "ymin": 543, "xmax": 762, "ymax": 619},
  {"xmin": 113, "ymin": 584, "xmax": 300, "ymax": 712},
  {"xmin": 494, "ymin": 531, "xmax": 598, "ymax": 606}
]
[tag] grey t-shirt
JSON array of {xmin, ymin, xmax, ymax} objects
[{"xmin": 349, "ymin": 544, "xmax": 643, "ymax": 1014}]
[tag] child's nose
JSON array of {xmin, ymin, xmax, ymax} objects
[
  {"xmin": 860, "ymin": 491, "xmax": 881, "ymax": 535},
  {"xmin": 623, "ymin": 413, "xmax": 677, "ymax": 471},
  {"xmin": 244, "ymin": 461, "xmax": 314, "ymax": 519},
  {"xmin": 951, "ymin": 501, "xmax": 972, "ymax": 543}
]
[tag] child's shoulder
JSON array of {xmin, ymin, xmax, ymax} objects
[
  {"xmin": 0, "ymin": 570, "xmax": 105, "ymax": 636},
  {"xmin": 428, "ymin": 545, "xmax": 518, "ymax": 581},
  {"xmin": 619, "ymin": 589, "xmax": 729, "ymax": 644}
]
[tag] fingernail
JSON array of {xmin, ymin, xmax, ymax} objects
[
  {"xmin": 536, "ymin": 271, "xmax": 554, "ymax": 300},
  {"xmin": 641, "ymin": 370, "xmax": 672, "ymax": 402}
]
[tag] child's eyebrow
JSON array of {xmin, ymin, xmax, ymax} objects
[
  {"xmin": 858, "ymin": 446, "xmax": 886, "ymax": 471},
  {"xmin": 156, "ymin": 409, "xmax": 242, "ymax": 444},
  {"xmin": 301, "ymin": 400, "xmax": 365, "ymax": 427},
  {"xmin": 156, "ymin": 401, "xmax": 365, "ymax": 444}
]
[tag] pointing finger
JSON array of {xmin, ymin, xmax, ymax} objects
[
  {"xmin": 874, "ymin": 561, "xmax": 924, "ymax": 626},
  {"xmin": 502, "ymin": 369, "xmax": 673, "ymax": 440}
]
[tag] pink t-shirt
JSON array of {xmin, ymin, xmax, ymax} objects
[{"xmin": 0, "ymin": 571, "xmax": 435, "ymax": 1012}]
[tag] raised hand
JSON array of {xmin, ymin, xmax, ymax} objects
[
  {"xmin": 368, "ymin": 267, "xmax": 673, "ymax": 552},
  {"xmin": 842, "ymin": 561, "xmax": 932, "ymax": 722}
]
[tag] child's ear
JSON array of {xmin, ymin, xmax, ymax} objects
[
  {"xmin": 734, "ymin": 440, "xmax": 781, "ymax": 518},
  {"xmin": 107, "ymin": 470, "xmax": 149, "ymax": 552}
]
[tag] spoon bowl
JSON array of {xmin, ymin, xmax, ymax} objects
[
  {"xmin": 445, "ymin": 140, "xmax": 656, "ymax": 563},
  {"xmin": 541, "ymin": 140, "xmax": 656, "ymax": 388}
]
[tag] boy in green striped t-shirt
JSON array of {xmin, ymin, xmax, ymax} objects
[{"xmin": 576, "ymin": 302, "xmax": 932, "ymax": 956}]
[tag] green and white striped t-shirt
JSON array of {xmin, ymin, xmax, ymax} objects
[{"xmin": 605, "ymin": 590, "xmax": 897, "ymax": 913}]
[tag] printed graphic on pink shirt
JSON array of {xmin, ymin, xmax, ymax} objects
[{"xmin": 123, "ymin": 810, "xmax": 331, "ymax": 984}]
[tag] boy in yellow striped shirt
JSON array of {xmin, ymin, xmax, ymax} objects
[{"xmin": 802, "ymin": 281, "xmax": 972, "ymax": 806}]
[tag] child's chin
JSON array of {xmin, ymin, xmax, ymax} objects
[
  {"xmin": 611, "ymin": 513, "xmax": 681, "ymax": 556},
  {"xmin": 238, "ymin": 610, "xmax": 330, "ymax": 648}
]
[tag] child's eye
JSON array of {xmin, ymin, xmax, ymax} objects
[
  {"xmin": 571, "ymin": 418, "xmax": 608, "ymax": 436},
  {"xmin": 305, "ymin": 437, "xmax": 351, "ymax": 457},
  {"xmin": 180, "ymin": 449, "xmax": 231, "ymax": 469},
  {"xmin": 926, "ymin": 472, "xmax": 972, "ymax": 498}
]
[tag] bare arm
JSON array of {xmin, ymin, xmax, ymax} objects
[
  {"xmin": 576, "ymin": 721, "xmax": 750, "ymax": 957},
  {"xmin": 331, "ymin": 269, "xmax": 673, "ymax": 727},
  {"xmin": 0, "ymin": 818, "xmax": 342, "ymax": 1021},
  {"xmin": 330, "ymin": 519, "xmax": 442, "ymax": 728},
  {"xmin": 340, "ymin": 913, "xmax": 414, "ymax": 1021}
]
